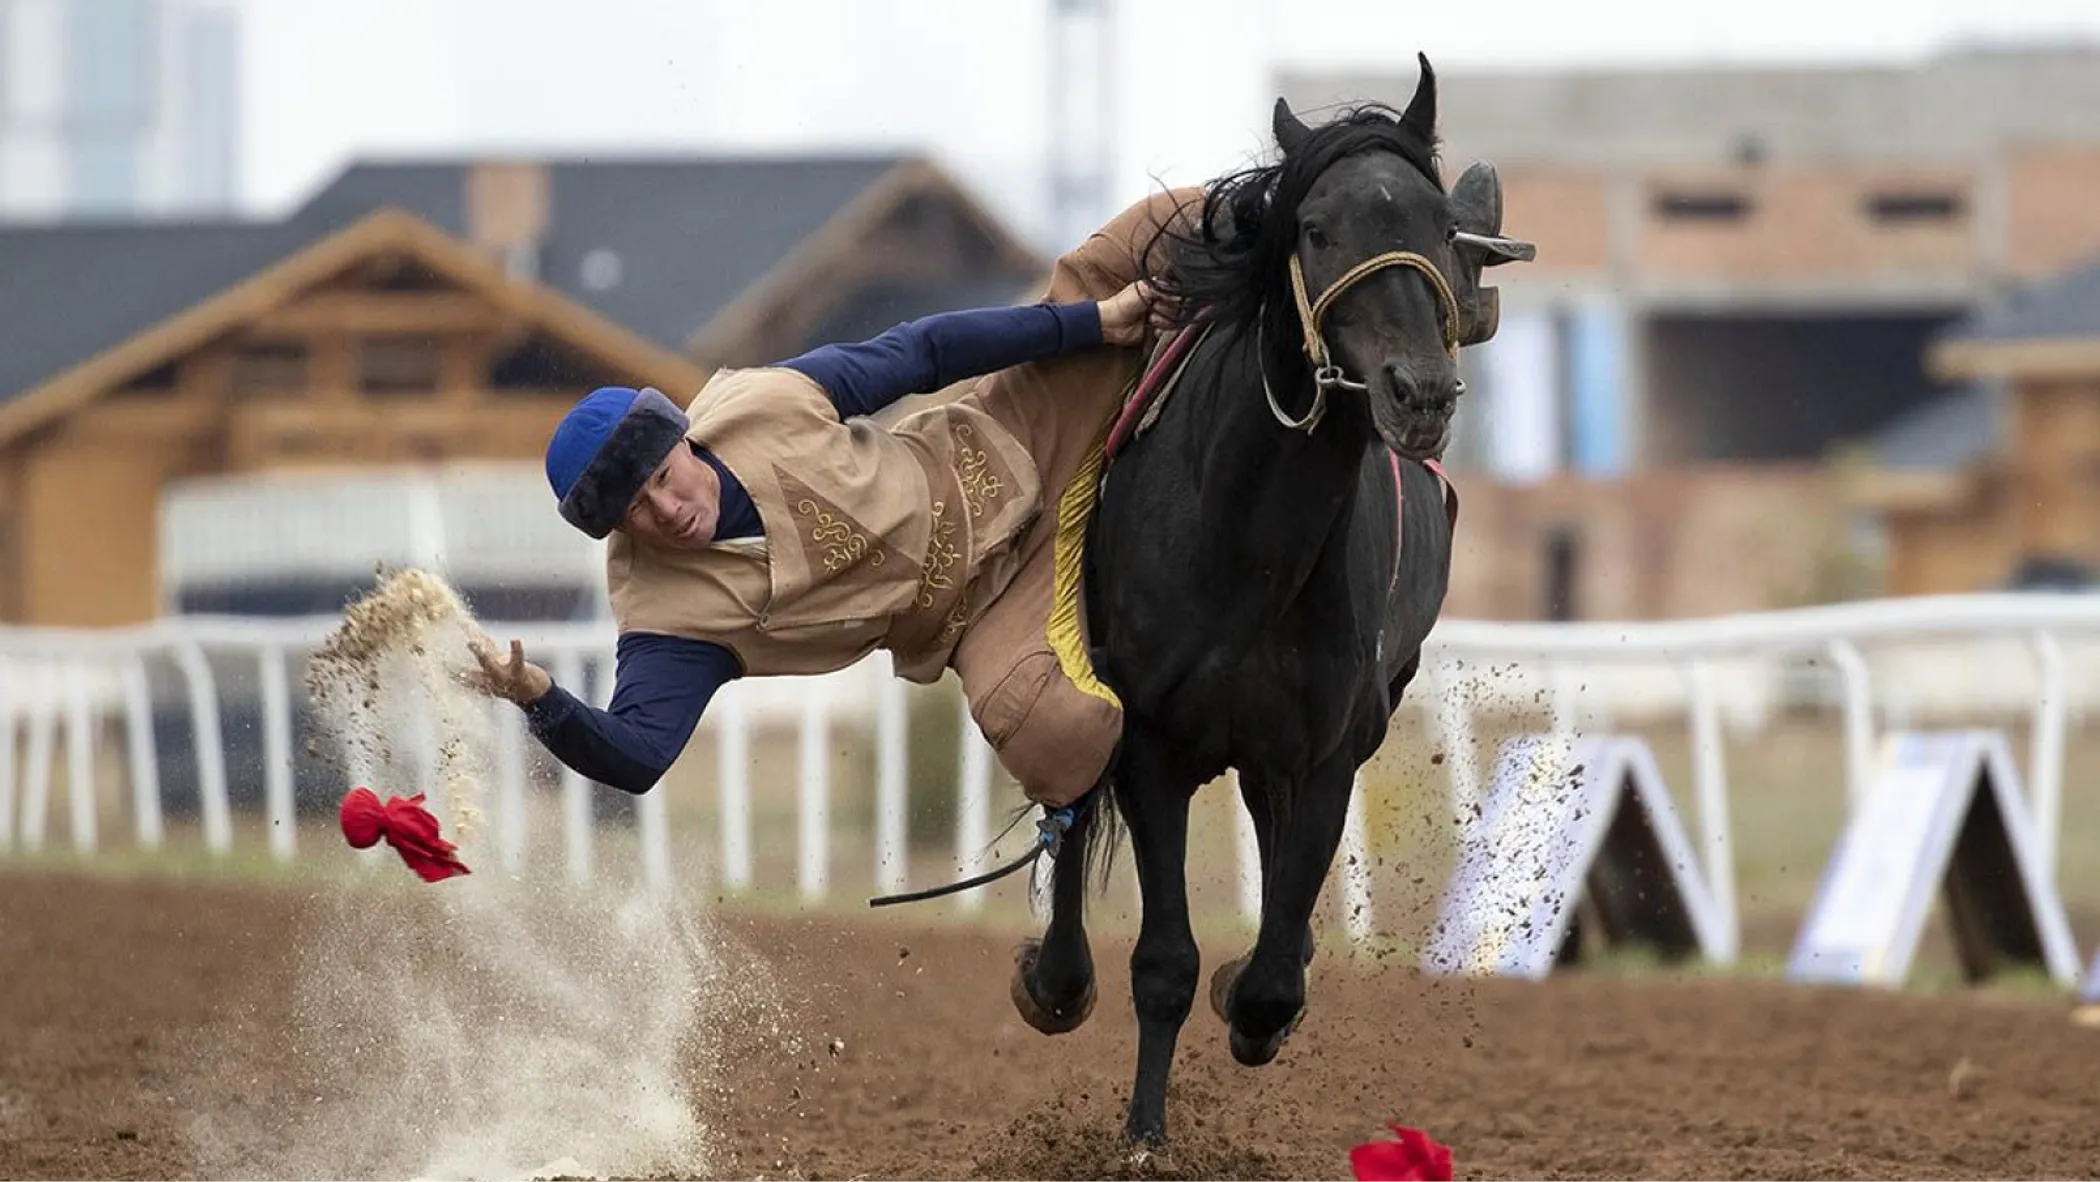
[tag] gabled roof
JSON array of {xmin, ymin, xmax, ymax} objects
[
  {"xmin": 1931, "ymin": 254, "xmax": 2100, "ymax": 379},
  {"xmin": 0, "ymin": 220, "xmax": 318, "ymax": 407},
  {"xmin": 0, "ymin": 207, "xmax": 710, "ymax": 447},
  {"xmin": 1866, "ymin": 384, "xmax": 2001, "ymax": 471},
  {"xmin": 0, "ymin": 150, "xmax": 1045, "ymax": 438},
  {"xmin": 286, "ymin": 153, "xmax": 1042, "ymax": 355}
]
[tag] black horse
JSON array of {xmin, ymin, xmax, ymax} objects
[{"xmin": 1009, "ymin": 56, "xmax": 1533, "ymax": 1147}]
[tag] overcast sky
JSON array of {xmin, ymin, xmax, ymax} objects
[{"xmin": 230, "ymin": 0, "xmax": 2100, "ymax": 247}]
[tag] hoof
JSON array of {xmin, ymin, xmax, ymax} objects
[
  {"xmin": 1121, "ymin": 1120, "xmax": 1170, "ymax": 1156},
  {"xmin": 1121, "ymin": 1140, "xmax": 1172, "ymax": 1173},
  {"xmin": 1011, "ymin": 940, "xmax": 1095, "ymax": 1035},
  {"xmin": 1227, "ymin": 1010, "xmax": 1300, "ymax": 1067},
  {"xmin": 1208, "ymin": 953, "xmax": 1249, "ymax": 1024},
  {"xmin": 1212, "ymin": 951, "xmax": 1304, "ymax": 1067}
]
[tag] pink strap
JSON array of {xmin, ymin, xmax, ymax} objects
[
  {"xmin": 1105, "ymin": 326, "xmax": 1202, "ymax": 462},
  {"xmin": 1387, "ymin": 450, "xmax": 1406, "ymax": 592},
  {"xmin": 1386, "ymin": 453, "xmax": 1459, "ymax": 593}
]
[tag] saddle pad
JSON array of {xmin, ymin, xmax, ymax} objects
[{"xmin": 1104, "ymin": 323, "xmax": 1207, "ymax": 463}]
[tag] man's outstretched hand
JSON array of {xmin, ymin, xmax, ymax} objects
[{"xmin": 465, "ymin": 635, "xmax": 554, "ymax": 706}]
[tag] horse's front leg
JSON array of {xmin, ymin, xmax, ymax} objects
[
  {"xmin": 1011, "ymin": 783, "xmax": 1102, "ymax": 1034},
  {"xmin": 1208, "ymin": 769, "xmax": 1314, "ymax": 1027},
  {"xmin": 1115, "ymin": 731, "xmax": 1200, "ymax": 1148},
  {"xmin": 1219, "ymin": 751, "xmax": 1355, "ymax": 1066}
]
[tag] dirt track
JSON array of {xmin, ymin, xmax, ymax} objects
[{"xmin": 3, "ymin": 867, "xmax": 2097, "ymax": 1181}]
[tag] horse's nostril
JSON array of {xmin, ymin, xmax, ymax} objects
[{"xmin": 1382, "ymin": 363, "xmax": 1417, "ymax": 400}]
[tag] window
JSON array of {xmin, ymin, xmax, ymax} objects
[
  {"xmin": 490, "ymin": 332, "xmax": 613, "ymax": 393},
  {"xmin": 1863, "ymin": 191, "xmax": 1965, "ymax": 224},
  {"xmin": 117, "ymin": 360, "xmax": 179, "ymax": 398},
  {"xmin": 359, "ymin": 336, "xmax": 441, "ymax": 395},
  {"xmin": 1652, "ymin": 191, "xmax": 1753, "ymax": 222},
  {"xmin": 230, "ymin": 343, "xmax": 308, "ymax": 399}
]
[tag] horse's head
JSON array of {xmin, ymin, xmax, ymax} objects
[{"xmin": 1269, "ymin": 55, "xmax": 1534, "ymax": 459}]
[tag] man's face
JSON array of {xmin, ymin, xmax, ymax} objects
[{"xmin": 621, "ymin": 442, "xmax": 722, "ymax": 550}]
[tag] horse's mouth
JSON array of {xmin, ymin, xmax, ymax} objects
[
  {"xmin": 1384, "ymin": 401, "xmax": 1451, "ymax": 459},
  {"xmin": 1367, "ymin": 382, "xmax": 1455, "ymax": 459},
  {"xmin": 1395, "ymin": 418, "xmax": 1447, "ymax": 458}
]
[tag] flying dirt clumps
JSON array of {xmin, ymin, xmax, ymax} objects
[
  {"xmin": 190, "ymin": 565, "xmax": 763, "ymax": 1181},
  {"xmin": 304, "ymin": 567, "xmax": 495, "ymax": 840}
]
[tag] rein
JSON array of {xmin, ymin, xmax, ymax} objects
[{"xmin": 867, "ymin": 793, "xmax": 1089, "ymax": 908}]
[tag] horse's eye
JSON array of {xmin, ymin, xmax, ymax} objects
[{"xmin": 1305, "ymin": 224, "xmax": 1331, "ymax": 250}]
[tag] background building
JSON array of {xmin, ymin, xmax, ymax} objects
[{"xmin": 0, "ymin": 0, "xmax": 241, "ymax": 219}]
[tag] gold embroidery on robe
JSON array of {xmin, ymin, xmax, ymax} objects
[
  {"xmin": 953, "ymin": 423, "xmax": 1006, "ymax": 520},
  {"xmin": 916, "ymin": 498, "xmax": 960, "ymax": 609},
  {"xmin": 775, "ymin": 468, "xmax": 903, "ymax": 591}
]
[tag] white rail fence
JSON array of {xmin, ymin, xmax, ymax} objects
[{"xmin": 3, "ymin": 594, "xmax": 2099, "ymax": 943}]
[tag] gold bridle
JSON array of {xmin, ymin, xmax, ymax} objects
[{"xmin": 1266, "ymin": 248, "xmax": 1464, "ymax": 434}]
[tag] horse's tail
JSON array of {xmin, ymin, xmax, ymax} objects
[
  {"xmin": 1012, "ymin": 756, "xmax": 1124, "ymax": 905},
  {"xmin": 1076, "ymin": 759, "xmax": 1125, "ymax": 896}
]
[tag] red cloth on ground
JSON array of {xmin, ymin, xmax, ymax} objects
[{"xmin": 1349, "ymin": 1124, "xmax": 1453, "ymax": 1182}]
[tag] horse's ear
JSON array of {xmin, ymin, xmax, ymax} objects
[
  {"xmin": 1402, "ymin": 52, "xmax": 1437, "ymax": 138},
  {"xmin": 1272, "ymin": 97, "xmax": 1312, "ymax": 156}
]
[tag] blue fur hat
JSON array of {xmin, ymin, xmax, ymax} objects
[{"xmin": 545, "ymin": 386, "xmax": 691, "ymax": 539}]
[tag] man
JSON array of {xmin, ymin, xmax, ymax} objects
[{"xmin": 466, "ymin": 188, "xmax": 1197, "ymax": 812}]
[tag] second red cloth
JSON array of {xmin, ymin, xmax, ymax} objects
[{"xmin": 1350, "ymin": 1124, "xmax": 1453, "ymax": 1182}]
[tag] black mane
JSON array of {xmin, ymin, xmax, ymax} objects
[{"xmin": 1149, "ymin": 103, "xmax": 1441, "ymax": 332}]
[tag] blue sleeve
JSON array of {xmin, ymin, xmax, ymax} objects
[
  {"xmin": 519, "ymin": 632, "xmax": 741, "ymax": 794},
  {"xmin": 781, "ymin": 300, "xmax": 1104, "ymax": 419}
]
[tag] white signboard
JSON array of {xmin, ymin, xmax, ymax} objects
[
  {"xmin": 1788, "ymin": 730, "xmax": 2080, "ymax": 989},
  {"xmin": 1422, "ymin": 733, "xmax": 1730, "ymax": 980}
]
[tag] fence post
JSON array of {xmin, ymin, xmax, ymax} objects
[
  {"xmin": 716, "ymin": 685, "xmax": 752, "ymax": 892},
  {"xmin": 1339, "ymin": 775, "xmax": 1373, "ymax": 944},
  {"xmin": 259, "ymin": 646, "xmax": 296, "ymax": 862},
  {"xmin": 1683, "ymin": 657, "xmax": 1739, "ymax": 962},
  {"xmin": 955, "ymin": 696, "xmax": 992, "ymax": 914},
  {"xmin": 2029, "ymin": 630, "xmax": 2068, "ymax": 879},
  {"xmin": 552, "ymin": 648, "xmax": 591, "ymax": 883},
  {"xmin": 492, "ymin": 698, "xmax": 529, "ymax": 875},
  {"xmin": 121, "ymin": 655, "xmax": 162, "ymax": 850},
  {"xmin": 20, "ymin": 660, "xmax": 54, "ymax": 851},
  {"xmin": 1826, "ymin": 639, "xmax": 1875, "ymax": 809},
  {"xmin": 1428, "ymin": 661, "xmax": 1485, "ymax": 838},
  {"xmin": 874, "ymin": 664, "xmax": 908, "ymax": 898},
  {"xmin": 798, "ymin": 681, "xmax": 831, "ymax": 902}
]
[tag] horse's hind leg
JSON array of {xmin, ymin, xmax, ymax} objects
[
  {"xmin": 1220, "ymin": 752, "xmax": 1355, "ymax": 1067},
  {"xmin": 1116, "ymin": 732, "xmax": 1200, "ymax": 1148},
  {"xmin": 1012, "ymin": 784, "xmax": 1101, "ymax": 1035}
]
